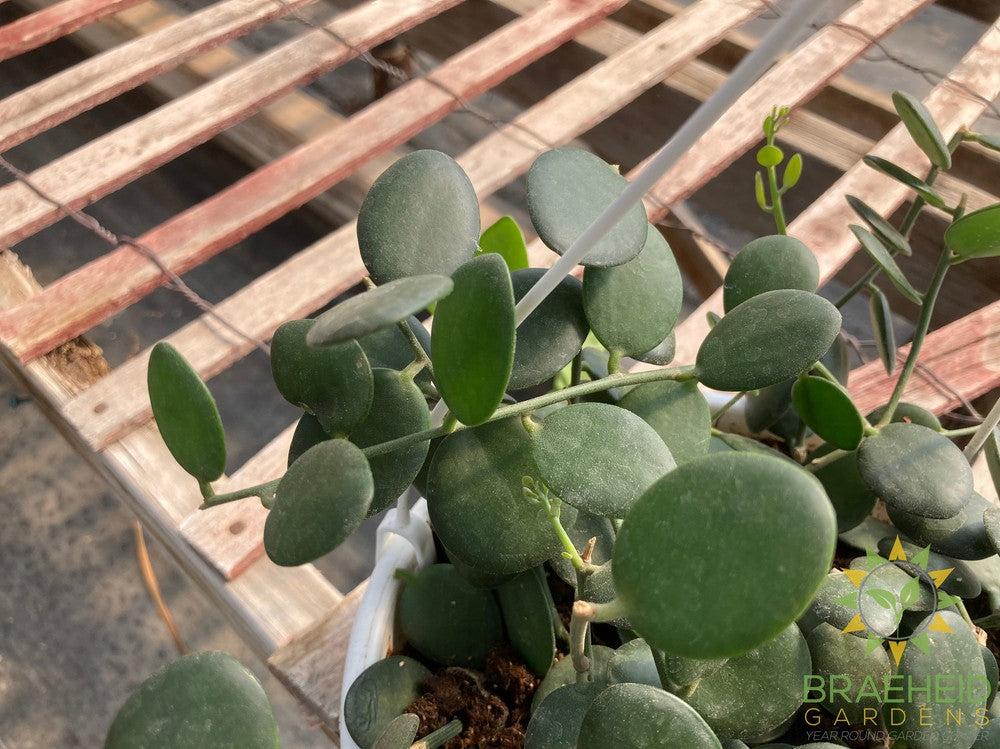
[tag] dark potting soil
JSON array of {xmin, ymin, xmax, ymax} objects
[{"xmin": 404, "ymin": 646, "xmax": 537, "ymax": 748}]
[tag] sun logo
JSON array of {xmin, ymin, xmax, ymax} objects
[{"xmin": 838, "ymin": 536, "xmax": 962, "ymax": 666}]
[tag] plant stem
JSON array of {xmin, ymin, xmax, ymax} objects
[
  {"xmin": 607, "ymin": 349, "xmax": 623, "ymax": 375},
  {"xmin": 876, "ymin": 246, "xmax": 953, "ymax": 428},
  {"xmin": 834, "ymin": 266, "xmax": 880, "ymax": 309},
  {"xmin": 397, "ymin": 318, "xmax": 434, "ymax": 377},
  {"xmin": 811, "ymin": 361, "xmax": 839, "ymax": 384},
  {"xmin": 806, "ymin": 448, "xmax": 848, "ymax": 472},
  {"xmin": 649, "ymin": 647, "xmax": 676, "ymax": 693},
  {"xmin": 413, "ymin": 720, "xmax": 463, "ymax": 749},
  {"xmin": 767, "ymin": 164, "xmax": 787, "ymax": 234},
  {"xmin": 362, "ymin": 366, "xmax": 698, "ymax": 459},
  {"xmin": 711, "ymin": 391, "xmax": 745, "ymax": 425},
  {"xmin": 963, "ymin": 396, "xmax": 1000, "ymax": 460},
  {"xmin": 570, "ymin": 351, "xmax": 583, "ymax": 392},
  {"xmin": 199, "ymin": 478, "xmax": 280, "ymax": 509}
]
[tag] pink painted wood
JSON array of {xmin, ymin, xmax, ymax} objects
[{"xmin": 0, "ymin": 0, "xmax": 145, "ymax": 61}]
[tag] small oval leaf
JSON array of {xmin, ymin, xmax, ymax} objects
[
  {"xmin": 307, "ymin": 276, "xmax": 453, "ymax": 346},
  {"xmin": 863, "ymin": 155, "xmax": 946, "ymax": 209},
  {"xmin": 887, "ymin": 492, "xmax": 995, "ymax": 561},
  {"xmin": 723, "ymin": 235, "xmax": 819, "ymax": 313},
  {"xmin": 496, "ymin": 567, "xmax": 557, "ymax": 676},
  {"xmin": 619, "ymin": 380, "xmax": 712, "ymax": 465},
  {"xmin": 358, "ymin": 150, "xmax": 479, "ymax": 284},
  {"xmin": 634, "ymin": 330, "xmax": 676, "ymax": 365},
  {"xmin": 846, "ymin": 194, "xmax": 912, "ymax": 256},
  {"xmin": 263, "ymin": 439, "xmax": 373, "ymax": 566},
  {"xmin": 867, "ymin": 401, "xmax": 942, "ymax": 431},
  {"xmin": 147, "ymin": 342, "xmax": 226, "ymax": 483},
  {"xmin": 527, "ymin": 148, "xmax": 647, "ymax": 267},
  {"xmin": 782, "ymin": 152, "xmax": 803, "ymax": 190},
  {"xmin": 945, "ymin": 203, "xmax": 1000, "ymax": 261},
  {"xmin": 757, "ymin": 144, "xmax": 784, "ymax": 168},
  {"xmin": 850, "ymin": 225, "xmax": 922, "ymax": 304},
  {"xmin": 478, "ymin": 215, "xmax": 529, "ymax": 271},
  {"xmin": 344, "ymin": 657, "xmax": 432, "ymax": 749},
  {"xmin": 809, "ymin": 446, "xmax": 877, "ymax": 532},
  {"xmin": 431, "ymin": 253, "xmax": 515, "ymax": 425},
  {"xmin": 524, "ymin": 683, "xmax": 604, "ymax": 749},
  {"xmin": 697, "ymin": 289, "xmax": 842, "ymax": 392},
  {"xmin": 791, "ymin": 375, "xmax": 864, "ymax": 450},
  {"xmin": 868, "ymin": 285, "xmax": 897, "ymax": 375},
  {"xmin": 892, "ymin": 91, "xmax": 952, "ymax": 169}
]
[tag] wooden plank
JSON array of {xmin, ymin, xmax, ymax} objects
[
  {"xmin": 668, "ymin": 20, "xmax": 1000, "ymax": 366},
  {"xmin": 0, "ymin": 0, "xmax": 144, "ymax": 61},
  {"xmin": 63, "ymin": 0, "xmax": 759, "ymax": 455},
  {"xmin": 0, "ymin": 248, "xmax": 340, "ymax": 660},
  {"xmin": 0, "ymin": 0, "xmax": 320, "ymax": 152},
  {"xmin": 0, "ymin": 0, "xmax": 625, "ymax": 363},
  {"xmin": 0, "ymin": 0, "xmax": 465, "ymax": 249},
  {"xmin": 848, "ymin": 300, "xmax": 1000, "ymax": 416}
]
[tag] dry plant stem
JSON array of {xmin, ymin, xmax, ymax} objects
[
  {"xmin": 574, "ymin": 539, "xmax": 597, "ymax": 684},
  {"xmin": 133, "ymin": 522, "xmax": 187, "ymax": 655},
  {"xmin": 806, "ymin": 447, "xmax": 849, "ymax": 472},
  {"xmin": 397, "ymin": 317, "xmax": 434, "ymax": 377},
  {"xmin": 963, "ymin": 396, "xmax": 1000, "ymax": 460}
]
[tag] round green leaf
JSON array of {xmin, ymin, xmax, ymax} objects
[
  {"xmin": 892, "ymin": 91, "xmax": 952, "ymax": 169},
  {"xmin": 105, "ymin": 652, "xmax": 278, "ymax": 749},
  {"xmin": 697, "ymin": 289, "xmax": 842, "ymax": 392},
  {"xmin": 478, "ymin": 215, "xmax": 529, "ymax": 271},
  {"xmin": 869, "ymin": 284, "xmax": 897, "ymax": 375},
  {"xmin": 270, "ymin": 320, "xmax": 373, "ymax": 436},
  {"xmin": 583, "ymin": 223, "xmax": 683, "ymax": 356},
  {"xmin": 710, "ymin": 431, "xmax": 796, "ymax": 464},
  {"xmin": 850, "ymin": 225, "xmax": 922, "ymax": 304},
  {"xmin": 526, "ymin": 148, "xmax": 647, "ymax": 267},
  {"xmin": 263, "ymin": 439, "xmax": 373, "ymax": 566},
  {"xmin": 287, "ymin": 412, "xmax": 330, "ymax": 467},
  {"xmin": 946, "ymin": 203, "xmax": 1000, "ymax": 261},
  {"xmin": 863, "ymin": 155, "xmax": 947, "ymax": 209},
  {"xmin": 532, "ymin": 403, "xmax": 676, "ymax": 517},
  {"xmin": 344, "ymin": 656, "xmax": 432, "ymax": 749},
  {"xmin": 307, "ymin": 276, "xmax": 453, "ymax": 346},
  {"xmin": 858, "ymin": 422, "xmax": 973, "ymax": 518},
  {"xmin": 887, "ymin": 492, "xmax": 994, "ymax": 561},
  {"xmin": 524, "ymin": 683, "xmax": 604, "ymax": 749},
  {"xmin": 984, "ymin": 645, "xmax": 999, "ymax": 710},
  {"xmin": 607, "ymin": 638, "xmax": 726, "ymax": 691},
  {"xmin": 791, "ymin": 375, "xmax": 864, "ymax": 450},
  {"xmin": 634, "ymin": 330, "xmax": 676, "ymax": 366},
  {"xmin": 496, "ymin": 567, "xmax": 556, "ymax": 676},
  {"xmin": 809, "ymin": 446, "xmax": 877, "ymax": 532},
  {"xmin": 745, "ymin": 380, "xmax": 794, "ymax": 434},
  {"xmin": 846, "ymin": 194, "xmax": 912, "ymax": 256},
  {"xmin": 431, "ymin": 253, "xmax": 515, "ymax": 425},
  {"xmin": 756, "ymin": 144, "xmax": 784, "ymax": 168},
  {"xmin": 805, "ymin": 622, "xmax": 892, "ymax": 725},
  {"xmin": 578, "ymin": 683, "xmax": 722, "ymax": 748},
  {"xmin": 867, "ymin": 401, "xmax": 942, "ymax": 431},
  {"xmin": 372, "ymin": 714, "xmax": 420, "ymax": 749},
  {"xmin": 427, "ymin": 418, "xmax": 575, "ymax": 576},
  {"xmin": 985, "ymin": 505, "xmax": 1000, "ymax": 557},
  {"xmin": 722, "ymin": 235, "xmax": 819, "ymax": 313},
  {"xmin": 349, "ymin": 368, "xmax": 431, "ymax": 515},
  {"xmin": 398, "ymin": 564, "xmax": 504, "ymax": 669},
  {"xmin": 876, "ymin": 536, "xmax": 982, "ymax": 599},
  {"xmin": 147, "ymin": 342, "xmax": 226, "ymax": 483},
  {"xmin": 895, "ymin": 611, "xmax": 988, "ymax": 749},
  {"xmin": 509, "ymin": 268, "xmax": 588, "ymax": 390},
  {"xmin": 358, "ymin": 150, "xmax": 479, "ymax": 284},
  {"xmin": 619, "ymin": 380, "xmax": 711, "ymax": 465},
  {"xmin": 615, "ymin": 452, "xmax": 836, "ymax": 658},
  {"xmin": 533, "ymin": 646, "xmax": 615, "ymax": 713},
  {"xmin": 685, "ymin": 624, "xmax": 810, "ymax": 742}
]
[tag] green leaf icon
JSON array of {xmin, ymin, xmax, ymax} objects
[
  {"xmin": 899, "ymin": 576, "xmax": 922, "ymax": 610},
  {"xmin": 866, "ymin": 588, "xmax": 898, "ymax": 611}
]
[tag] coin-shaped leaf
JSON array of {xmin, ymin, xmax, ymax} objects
[
  {"xmin": 524, "ymin": 683, "xmax": 604, "ymax": 749},
  {"xmin": 431, "ymin": 254, "xmax": 515, "ymax": 425},
  {"xmin": 615, "ymin": 452, "xmax": 836, "ymax": 658},
  {"xmin": 887, "ymin": 492, "xmax": 994, "ymax": 561},
  {"xmin": 634, "ymin": 331, "xmax": 676, "ymax": 365},
  {"xmin": 895, "ymin": 611, "xmax": 988, "ymax": 749},
  {"xmin": 358, "ymin": 150, "xmax": 479, "ymax": 284},
  {"xmin": 532, "ymin": 403, "xmax": 676, "ymax": 518},
  {"xmin": 427, "ymin": 418, "xmax": 574, "ymax": 575},
  {"xmin": 806, "ymin": 622, "xmax": 892, "ymax": 724},
  {"xmin": 496, "ymin": 567, "xmax": 556, "ymax": 676},
  {"xmin": 892, "ymin": 91, "xmax": 951, "ymax": 169},
  {"xmin": 847, "ymin": 194, "xmax": 912, "ymax": 256},
  {"xmin": 867, "ymin": 401, "xmax": 942, "ymax": 431},
  {"xmin": 307, "ymin": 276, "xmax": 453, "ymax": 346},
  {"xmin": 863, "ymin": 155, "xmax": 947, "ymax": 209},
  {"xmin": 263, "ymin": 439, "xmax": 373, "ymax": 566},
  {"xmin": 478, "ymin": 215, "xmax": 529, "ymax": 271},
  {"xmin": 344, "ymin": 656, "xmax": 432, "ymax": 749},
  {"xmin": 398, "ymin": 564, "xmax": 504, "ymax": 669},
  {"xmin": 607, "ymin": 638, "xmax": 726, "ymax": 691},
  {"xmin": 946, "ymin": 203, "xmax": 1000, "ymax": 261},
  {"xmin": 578, "ymin": 683, "xmax": 722, "ymax": 749},
  {"xmin": 697, "ymin": 289, "xmax": 842, "ymax": 392},
  {"xmin": 686, "ymin": 624, "xmax": 811, "ymax": 742},
  {"xmin": 985, "ymin": 505, "xmax": 1000, "ymax": 557},
  {"xmin": 857, "ymin": 422, "xmax": 973, "ymax": 518},
  {"xmin": 526, "ymin": 148, "xmax": 647, "ymax": 267},
  {"xmin": 791, "ymin": 375, "xmax": 864, "ymax": 450},
  {"xmin": 148, "ymin": 342, "xmax": 226, "ymax": 483},
  {"xmin": 868, "ymin": 285, "xmax": 897, "ymax": 375},
  {"xmin": 509, "ymin": 268, "xmax": 588, "ymax": 390},
  {"xmin": 809, "ymin": 445, "xmax": 877, "ymax": 532},
  {"xmin": 533, "ymin": 646, "xmax": 615, "ymax": 713},
  {"xmin": 850, "ymin": 225, "xmax": 922, "ymax": 304},
  {"xmin": 619, "ymin": 380, "xmax": 711, "ymax": 465},
  {"xmin": 348, "ymin": 368, "xmax": 431, "ymax": 515},
  {"xmin": 105, "ymin": 652, "xmax": 278, "ymax": 749},
  {"xmin": 722, "ymin": 234, "xmax": 819, "ymax": 312},
  {"xmin": 372, "ymin": 714, "xmax": 420, "ymax": 749},
  {"xmin": 270, "ymin": 320, "xmax": 373, "ymax": 436},
  {"xmin": 583, "ymin": 224, "xmax": 683, "ymax": 356},
  {"xmin": 287, "ymin": 412, "xmax": 330, "ymax": 467}
]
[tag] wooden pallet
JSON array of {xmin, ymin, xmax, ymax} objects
[{"xmin": 1, "ymin": 0, "xmax": 999, "ymax": 738}]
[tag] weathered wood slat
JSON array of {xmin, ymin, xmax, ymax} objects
[
  {"xmin": 668, "ymin": 20, "xmax": 1000, "ymax": 366},
  {"xmin": 63, "ymin": 0, "xmax": 759, "ymax": 457},
  {"xmin": 0, "ymin": 0, "xmax": 624, "ymax": 363},
  {"xmin": 0, "ymin": 0, "xmax": 320, "ymax": 152},
  {"xmin": 0, "ymin": 0, "xmax": 144, "ymax": 61},
  {"xmin": 849, "ymin": 299, "xmax": 1000, "ymax": 416},
  {"xmin": 0, "ymin": 0, "xmax": 464, "ymax": 249}
]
